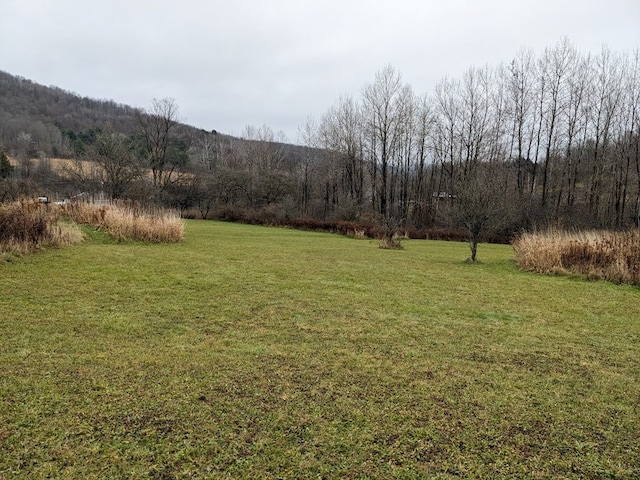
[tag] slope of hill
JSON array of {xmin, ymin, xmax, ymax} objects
[
  {"xmin": 0, "ymin": 69, "xmax": 311, "ymax": 162},
  {"xmin": 0, "ymin": 70, "xmax": 225, "ymax": 157},
  {"xmin": 0, "ymin": 70, "xmax": 138, "ymax": 154}
]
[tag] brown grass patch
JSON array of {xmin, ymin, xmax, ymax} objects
[{"xmin": 512, "ymin": 228, "xmax": 640, "ymax": 285}]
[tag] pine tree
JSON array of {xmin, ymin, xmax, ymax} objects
[{"xmin": 0, "ymin": 151, "xmax": 14, "ymax": 178}]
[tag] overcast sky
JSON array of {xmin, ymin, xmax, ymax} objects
[{"xmin": 2, "ymin": 0, "xmax": 639, "ymax": 143}]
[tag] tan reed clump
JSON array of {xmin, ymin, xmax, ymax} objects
[
  {"xmin": 1, "ymin": 199, "xmax": 184, "ymax": 258},
  {"xmin": 512, "ymin": 228, "xmax": 640, "ymax": 285},
  {"xmin": 0, "ymin": 199, "xmax": 83, "ymax": 255},
  {"xmin": 61, "ymin": 201, "xmax": 184, "ymax": 243}
]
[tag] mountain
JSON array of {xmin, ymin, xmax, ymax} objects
[{"xmin": 0, "ymin": 70, "xmax": 221, "ymax": 157}]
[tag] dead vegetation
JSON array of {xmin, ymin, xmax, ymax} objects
[
  {"xmin": 1, "ymin": 199, "xmax": 183, "ymax": 257},
  {"xmin": 512, "ymin": 229, "xmax": 640, "ymax": 285},
  {"xmin": 61, "ymin": 201, "xmax": 184, "ymax": 243},
  {"xmin": 0, "ymin": 199, "xmax": 83, "ymax": 255}
]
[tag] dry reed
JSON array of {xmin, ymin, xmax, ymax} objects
[
  {"xmin": 1, "ymin": 199, "xmax": 184, "ymax": 257},
  {"xmin": 60, "ymin": 201, "xmax": 184, "ymax": 243},
  {"xmin": 512, "ymin": 228, "xmax": 640, "ymax": 285},
  {"xmin": 0, "ymin": 200, "xmax": 83, "ymax": 255}
]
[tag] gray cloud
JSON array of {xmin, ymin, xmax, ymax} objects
[{"xmin": 2, "ymin": 0, "xmax": 639, "ymax": 142}]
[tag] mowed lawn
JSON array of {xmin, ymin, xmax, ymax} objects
[{"xmin": 1, "ymin": 220, "xmax": 639, "ymax": 479}]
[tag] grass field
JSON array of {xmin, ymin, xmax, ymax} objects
[{"xmin": 1, "ymin": 220, "xmax": 639, "ymax": 479}]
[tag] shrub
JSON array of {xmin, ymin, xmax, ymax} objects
[
  {"xmin": 512, "ymin": 229, "xmax": 640, "ymax": 285},
  {"xmin": 286, "ymin": 218, "xmax": 380, "ymax": 238},
  {"xmin": 208, "ymin": 206, "xmax": 511, "ymax": 245},
  {"xmin": 378, "ymin": 214, "xmax": 404, "ymax": 249}
]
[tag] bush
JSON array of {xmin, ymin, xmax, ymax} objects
[
  {"xmin": 207, "ymin": 206, "xmax": 515, "ymax": 246},
  {"xmin": 210, "ymin": 207, "xmax": 381, "ymax": 238},
  {"xmin": 286, "ymin": 218, "xmax": 380, "ymax": 238}
]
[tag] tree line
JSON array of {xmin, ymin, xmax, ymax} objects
[
  {"xmin": 304, "ymin": 39, "xmax": 640, "ymax": 235},
  {"xmin": 1, "ymin": 39, "xmax": 639, "ymax": 245}
]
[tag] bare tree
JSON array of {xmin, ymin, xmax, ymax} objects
[
  {"xmin": 191, "ymin": 130, "xmax": 220, "ymax": 171},
  {"xmin": 242, "ymin": 125, "xmax": 288, "ymax": 172},
  {"xmin": 16, "ymin": 132, "xmax": 35, "ymax": 179},
  {"xmin": 455, "ymin": 163, "xmax": 511, "ymax": 262},
  {"xmin": 458, "ymin": 66, "xmax": 492, "ymax": 177},
  {"xmin": 91, "ymin": 130, "xmax": 142, "ymax": 199},
  {"xmin": 319, "ymin": 95, "xmax": 365, "ymax": 211},
  {"xmin": 61, "ymin": 157, "xmax": 103, "ymax": 200},
  {"xmin": 609, "ymin": 51, "xmax": 640, "ymax": 227},
  {"xmin": 297, "ymin": 116, "xmax": 321, "ymax": 216},
  {"xmin": 539, "ymin": 39, "xmax": 574, "ymax": 209},
  {"xmin": 409, "ymin": 94, "xmax": 434, "ymax": 226},
  {"xmin": 556, "ymin": 51, "xmax": 591, "ymax": 214},
  {"xmin": 432, "ymin": 76, "xmax": 463, "ymax": 222},
  {"xmin": 506, "ymin": 48, "xmax": 537, "ymax": 197},
  {"xmin": 626, "ymin": 50, "xmax": 640, "ymax": 226},
  {"xmin": 137, "ymin": 98, "xmax": 186, "ymax": 192},
  {"xmin": 362, "ymin": 65, "xmax": 405, "ymax": 216},
  {"xmin": 396, "ymin": 85, "xmax": 417, "ymax": 220},
  {"xmin": 586, "ymin": 47, "xmax": 624, "ymax": 222},
  {"xmin": 240, "ymin": 124, "xmax": 291, "ymax": 206}
]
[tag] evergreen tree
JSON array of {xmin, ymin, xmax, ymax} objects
[{"xmin": 0, "ymin": 151, "xmax": 14, "ymax": 178}]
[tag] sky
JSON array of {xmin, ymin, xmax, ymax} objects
[{"xmin": 2, "ymin": 0, "xmax": 639, "ymax": 144}]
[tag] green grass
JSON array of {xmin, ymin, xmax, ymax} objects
[{"xmin": 1, "ymin": 221, "xmax": 639, "ymax": 479}]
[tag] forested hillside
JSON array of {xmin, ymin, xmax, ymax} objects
[
  {"xmin": 0, "ymin": 70, "xmax": 140, "ymax": 156},
  {"xmin": 1, "ymin": 39, "xmax": 639, "ymax": 240}
]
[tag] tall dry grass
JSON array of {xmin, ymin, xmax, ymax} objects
[
  {"xmin": 513, "ymin": 229, "xmax": 640, "ymax": 285},
  {"xmin": 61, "ymin": 201, "xmax": 184, "ymax": 243},
  {"xmin": 1, "ymin": 200, "xmax": 184, "ymax": 256},
  {"xmin": 0, "ymin": 200, "xmax": 83, "ymax": 255}
]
